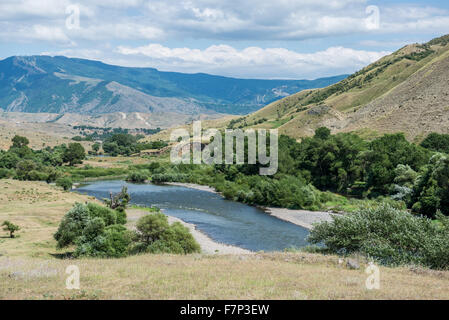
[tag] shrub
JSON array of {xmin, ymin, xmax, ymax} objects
[
  {"xmin": 132, "ymin": 212, "xmax": 200, "ymax": 254},
  {"xmin": 74, "ymin": 221, "xmax": 132, "ymax": 258},
  {"xmin": 127, "ymin": 171, "xmax": 148, "ymax": 183},
  {"xmin": 0, "ymin": 168, "xmax": 14, "ymax": 179},
  {"xmin": 56, "ymin": 177, "xmax": 73, "ymax": 191},
  {"xmin": 54, "ymin": 203, "xmax": 90, "ymax": 248},
  {"xmin": 420, "ymin": 133, "xmax": 449, "ymax": 154},
  {"xmin": 87, "ymin": 203, "xmax": 126, "ymax": 225},
  {"xmin": 0, "ymin": 152, "xmax": 20, "ymax": 169},
  {"xmin": 151, "ymin": 173, "xmax": 189, "ymax": 183},
  {"xmin": 15, "ymin": 160, "xmax": 37, "ymax": 180},
  {"xmin": 54, "ymin": 202, "xmax": 128, "ymax": 250},
  {"xmin": 308, "ymin": 205, "xmax": 449, "ymax": 269}
]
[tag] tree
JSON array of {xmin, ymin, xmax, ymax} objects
[
  {"xmin": 132, "ymin": 213, "xmax": 200, "ymax": 254},
  {"xmin": 0, "ymin": 152, "xmax": 20, "ymax": 169},
  {"xmin": 92, "ymin": 143, "xmax": 100, "ymax": 154},
  {"xmin": 411, "ymin": 153, "xmax": 449, "ymax": 217},
  {"xmin": 56, "ymin": 177, "xmax": 73, "ymax": 191},
  {"xmin": 9, "ymin": 136, "xmax": 32, "ymax": 158},
  {"xmin": 15, "ymin": 160, "xmax": 37, "ymax": 180},
  {"xmin": 11, "ymin": 135, "xmax": 29, "ymax": 149},
  {"xmin": 63, "ymin": 143, "xmax": 85, "ymax": 166},
  {"xmin": 2, "ymin": 221, "xmax": 20, "ymax": 238},
  {"xmin": 314, "ymin": 127, "xmax": 331, "ymax": 140},
  {"xmin": 360, "ymin": 133, "xmax": 428, "ymax": 195},
  {"xmin": 135, "ymin": 213, "xmax": 170, "ymax": 245},
  {"xmin": 420, "ymin": 133, "xmax": 449, "ymax": 154}
]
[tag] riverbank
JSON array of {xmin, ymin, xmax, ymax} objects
[
  {"xmin": 265, "ymin": 208, "xmax": 335, "ymax": 230},
  {"xmin": 127, "ymin": 208, "xmax": 252, "ymax": 255},
  {"xmin": 164, "ymin": 182, "xmax": 219, "ymax": 194},
  {"xmin": 163, "ymin": 182, "xmax": 335, "ymax": 230}
]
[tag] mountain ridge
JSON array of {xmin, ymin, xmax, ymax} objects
[
  {"xmin": 229, "ymin": 34, "xmax": 449, "ymax": 141},
  {"xmin": 0, "ymin": 55, "xmax": 347, "ymax": 117}
]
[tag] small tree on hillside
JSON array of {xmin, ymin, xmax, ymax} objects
[{"xmin": 2, "ymin": 221, "xmax": 20, "ymax": 238}]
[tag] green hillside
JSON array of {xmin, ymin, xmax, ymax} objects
[{"xmin": 229, "ymin": 35, "xmax": 449, "ymax": 141}]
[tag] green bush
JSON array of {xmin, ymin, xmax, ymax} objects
[
  {"xmin": 308, "ymin": 205, "xmax": 449, "ymax": 269},
  {"xmin": 0, "ymin": 168, "xmax": 15, "ymax": 179},
  {"xmin": 54, "ymin": 203, "xmax": 90, "ymax": 248},
  {"xmin": 132, "ymin": 212, "xmax": 200, "ymax": 254},
  {"xmin": 87, "ymin": 202, "xmax": 126, "ymax": 225},
  {"xmin": 54, "ymin": 202, "xmax": 128, "ymax": 252},
  {"xmin": 127, "ymin": 171, "xmax": 149, "ymax": 183},
  {"xmin": 411, "ymin": 154, "xmax": 449, "ymax": 218},
  {"xmin": 56, "ymin": 177, "xmax": 73, "ymax": 191},
  {"xmin": 74, "ymin": 222, "xmax": 132, "ymax": 258},
  {"xmin": 151, "ymin": 173, "xmax": 189, "ymax": 183}
]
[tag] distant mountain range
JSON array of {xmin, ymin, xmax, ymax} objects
[
  {"xmin": 234, "ymin": 34, "xmax": 449, "ymax": 141},
  {"xmin": 0, "ymin": 55, "xmax": 346, "ymax": 117}
]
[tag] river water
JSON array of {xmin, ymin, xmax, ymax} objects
[{"xmin": 75, "ymin": 180, "xmax": 310, "ymax": 252}]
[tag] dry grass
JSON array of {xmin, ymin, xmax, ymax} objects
[
  {"xmin": 82, "ymin": 156, "xmax": 151, "ymax": 169},
  {"xmin": 0, "ymin": 120, "xmax": 93, "ymax": 151},
  {"xmin": 0, "ymin": 179, "xmax": 96, "ymax": 258},
  {"xmin": 1, "ymin": 179, "xmax": 449, "ymax": 300},
  {"xmin": 1, "ymin": 253, "xmax": 449, "ymax": 300}
]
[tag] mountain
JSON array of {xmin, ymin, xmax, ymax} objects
[
  {"xmin": 0, "ymin": 55, "xmax": 346, "ymax": 117},
  {"xmin": 234, "ymin": 35, "xmax": 449, "ymax": 141}
]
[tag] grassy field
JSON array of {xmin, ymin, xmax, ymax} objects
[
  {"xmin": 1, "ymin": 179, "xmax": 449, "ymax": 300},
  {"xmin": 0, "ymin": 120, "xmax": 93, "ymax": 151}
]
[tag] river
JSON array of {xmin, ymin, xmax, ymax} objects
[{"xmin": 75, "ymin": 180, "xmax": 310, "ymax": 252}]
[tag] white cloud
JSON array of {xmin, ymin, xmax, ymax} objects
[
  {"xmin": 1, "ymin": 0, "xmax": 448, "ymax": 44},
  {"xmin": 115, "ymin": 43, "xmax": 389, "ymax": 78},
  {"xmin": 1, "ymin": 0, "xmax": 449, "ymax": 78}
]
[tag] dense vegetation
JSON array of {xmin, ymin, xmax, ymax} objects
[
  {"xmin": 73, "ymin": 126, "xmax": 161, "ymax": 142},
  {"xmin": 309, "ymin": 205, "xmax": 449, "ymax": 269},
  {"xmin": 0, "ymin": 135, "xmax": 85, "ymax": 184},
  {"xmin": 145, "ymin": 128, "xmax": 448, "ymax": 219},
  {"xmin": 102, "ymin": 133, "xmax": 168, "ymax": 156},
  {"xmin": 54, "ymin": 200, "xmax": 200, "ymax": 257},
  {"xmin": 3, "ymin": 128, "xmax": 449, "ymax": 268}
]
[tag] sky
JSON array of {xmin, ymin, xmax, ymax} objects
[{"xmin": 1, "ymin": 0, "xmax": 449, "ymax": 79}]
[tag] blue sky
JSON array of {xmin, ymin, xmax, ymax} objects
[{"xmin": 1, "ymin": 0, "xmax": 449, "ymax": 79}]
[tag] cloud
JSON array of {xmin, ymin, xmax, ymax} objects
[
  {"xmin": 115, "ymin": 43, "xmax": 389, "ymax": 79},
  {"xmin": 2, "ymin": 0, "xmax": 449, "ymax": 78},
  {"xmin": 1, "ymin": 0, "xmax": 448, "ymax": 44}
]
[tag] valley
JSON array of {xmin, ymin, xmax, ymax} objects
[{"xmin": 2, "ymin": 34, "xmax": 449, "ymax": 301}]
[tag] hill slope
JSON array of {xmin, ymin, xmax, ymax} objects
[
  {"xmin": 0, "ymin": 55, "xmax": 346, "ymax": 116},
  {"xmin": 235, "ymin": 35, "xmax": 449, "ymax": 141}
]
